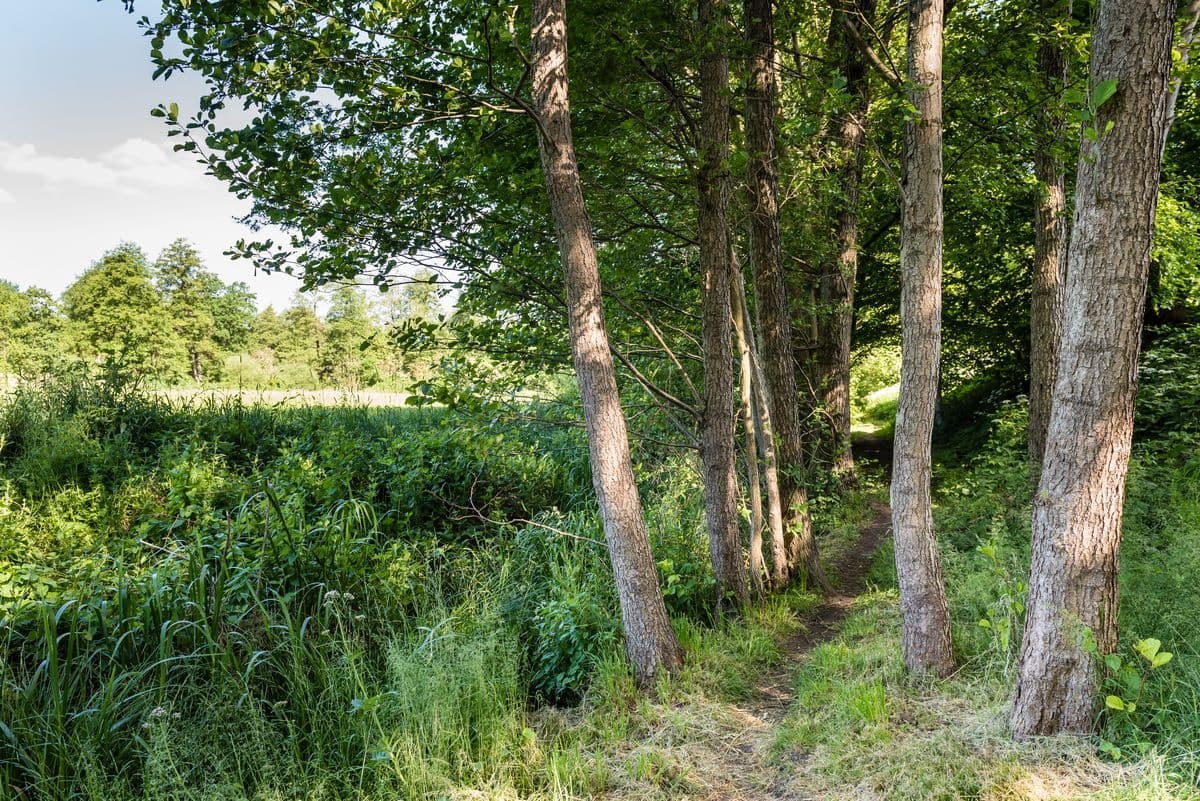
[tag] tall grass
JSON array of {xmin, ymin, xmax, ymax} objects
[{"xmin": 0, "ymin": 375, "xmax": 708, "ymax": 799}]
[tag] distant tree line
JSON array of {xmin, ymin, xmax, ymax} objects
[{"xmin": 0, "ymin": 240, "xmax": 443, "ymax": 389}]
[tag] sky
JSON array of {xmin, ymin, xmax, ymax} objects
[{"xmin": 0, "ymin": 1, "xmax": 301, "ymax": 309}]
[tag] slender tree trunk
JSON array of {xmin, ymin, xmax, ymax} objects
[
  {"xmin": 530, "ymin": 0, "xmax": 682, "ymax": 684},
  {"xmin": 698, "ymin": 0, "xmax": 749, "ymax": 610},
  {"xmin": 892, "ymin": 0, "xmax": 955, "ymax": 678},
  {"xmin": 735, "ymin": 271, "xmax": 789, "ymax": 589},
  {"xmin": 1011, "ymin": 0, "xmax": 1174, "ymax": 738},
  {"xmin": 744, "ymin": 0, "xmax": 830, "ymax": 593},
  {"xmin": 1028, "ymin": 0, "xmax": 1072, "ymax": 472},
  {"xmin": 735, "ymin": 297, "xmax": 767, "ymax": 597},
  {"xmin": 191, "ymin": 349, "xmax": 203, "ymax": 384},
  {"xmin": 816, "ymin": 0, "xmax": 877, "ymax": 478},
  {"xmin": 1164, "ymin": 0, "xmax": 1200, "ymax": 154}
]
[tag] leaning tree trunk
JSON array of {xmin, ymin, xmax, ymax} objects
[
  {"xmin": 735, "ymin": 296, "xmax": 768, "ymax": 597},
  {"xmin": 744, "ymin": 0, "xmax": 830, "ymax": 593},
  {"xmin": 698, "ymin": 0, "xmax": 749, "ymax": 610},
  {"xmin": 531, "ymin": 0, "xmax": 682, "ymax": 684},
  {"xmin": 1011, "ymin": 0, "xmax": 1174, "ymax": 738},
  {"xmin": 891, "ymin": 0, "xmax": 955, "ymax": 678},
  {"xmin": 1164, "ymin": 0, "xmax": 1200, "ymax": 155},
  {"xmin": 816, "ymin": 0, "xmax": 877, "ymax": 478},
  {"xmin": 1028, "ymin": 0, "xmax": 1072, "ymax": 472},
  {"xmin": 735, "ymin": 270, "xmax": 789, "ymax": 588}
]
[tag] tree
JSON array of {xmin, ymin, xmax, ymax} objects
[
  {"xmin": 0, "ymin": 283, "xmax": 71, "ymax": 378},
  {"xmin": 697, "ymin": 0, "xmax": 749, "ymax": 609},
  {"xmin": 530, "ymin": 0, "xmax": 682, "ymax": 683},
  {"xmin": 743, "ymin": 0, "xmax": 829, "ymax": 592},
  {"xmin": 1011, "ymin": 0, "xmax": 1175, "ymax": 738},
  {"xmin": 891, "ymin": 0, "xmax": 954, "ymax": 677},
  {"xmin": 155, "ymin": 239, "xmax": 218, "ymax": 383},
  {"xmin": 1027, "ymin": 0, "xmax": 1072, "ymax": 471},
  {"xmin": 815, "ymin": 0, "xmax": 877, "ymax": 476},
  {"xmin": 64, "ymin": 244, "xmax": 179, "ymax": 378},
  {"xmin": 322, "ymin": 285, "xmax": 380, "ymax": 388}
]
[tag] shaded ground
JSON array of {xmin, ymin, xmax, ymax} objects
[
  {"xmin": 597, "ymin": 437, "xmax": 894, "ymax": 800},
  {"xmin": 687, "ymin": 437, "xmax": 895, "ymax": 800}
]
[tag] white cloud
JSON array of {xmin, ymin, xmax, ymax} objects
[
  {"xmin": 0, "ymin": 187, "xmax": 14, "ymax": 204},
  {"xmin": 0, "ymin": 138, "xmax": 203, "ymax": 193}
]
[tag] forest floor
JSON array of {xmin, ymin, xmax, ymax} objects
[{"xmin": 589, "ymin": 440, "xmax": 897, "ymax": 801}]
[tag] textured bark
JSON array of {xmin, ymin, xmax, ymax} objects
[
  {"xmin": 1165, "ymin": 0, "xmax": 1200, "ymax": 152},
  {"xmin": 816, "ymin": 0, "xmax": 876, "ymax": 477},
  {"xmin": 736, "ymin": 272, "xmax": 788, "ymax": 589},
  {"xmin": 698, "ymin": 0, "xmax": 749, "ymax": 610},
  {"xmin": 1011, "ymin": 0, "xmax": 1174, "ymax": 738},
  {"xmin": 891, "ymin": 0, "xmax": 955, "ymax": 678},
  {"xmin": 530, "ymin": 0, "xmax": 682, "ymax": 684},
  {"xmin": 744, "ymin": 0, "xmax": 830, "ymax": 593},
  {"xmin": 1028, "ymin": 0, "xmax": 1071, "ymax": 472},
  {"xmin": 735, "ymin": 291, "xmax": 767, "ymax": 597}
]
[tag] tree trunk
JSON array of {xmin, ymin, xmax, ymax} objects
[
  {"xmin": 891, "ymin": 0, "xmax": 955, "ymax": 678},
  {"xmin": 530, "ymin": 0, "xmax": 683, "ymax": 684},
  {"xmin": 1028, "ymin": 0, "xmax": 1071, "ymax": 472},
  {"xmin": 744, "ymin": 0, "xmax": 830, "ymax": 593},
  {"xmin": 1164, "ymin": 0, "xmax": 1200, "ymax": 154},
  {"xmin": 1011, "ymin": 0, "xmax": 1174, "ymax": 738},
  {"xmin": 735, "ymin": 296, "xmax": 767, "ymax": 597},
  {"xmin": 735, "ymin": 271, "xmax": 789, "ymax": 589},
  {"xmin": 698, "ymin": 0, "xmax": 749, "ymax": 610},
  {"xmin": 816, "ymin": 0, "xmax": 876, "ymax": 478},
  {"xmin": 191, "ymin": 349, "xmax": 203, "ymax": 384}
]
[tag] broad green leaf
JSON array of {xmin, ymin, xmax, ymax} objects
[
  {"xmin": 1152, "ymin": 651, "xmax": 1173, "ymax": 668},
  {"xmin": 1135, "ymin": 638, "xmax": 1162, "ymax": 662},
  {"xmin": 1105, "ymin": 695, "xmax": 1126, "ymax": 711},
  {"xmin": 1090, "ymin": 79, "xmax": 1119, "ymax": 109}
]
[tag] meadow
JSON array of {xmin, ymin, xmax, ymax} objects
[{"xmin": 1, "ymin": 326, "xmax": 1199, "ymax": 800}]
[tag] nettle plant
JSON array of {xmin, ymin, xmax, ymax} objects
[{"xmin": 1091, "ymin": 635, "xmax": 1176, "ymax": 758}]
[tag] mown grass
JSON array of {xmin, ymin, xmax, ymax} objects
[{"xmin": 770, "ymin": 330, "xmax": 1200, "ymax": 800}]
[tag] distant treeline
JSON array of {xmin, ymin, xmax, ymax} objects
[{"xmin": 0, "ymin": 240, "xmax": 443, "ymax": 389}]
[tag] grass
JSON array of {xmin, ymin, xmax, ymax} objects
[{"xmin": 4, "ymin": 330, "xmax": 1200, "ymax": 800}]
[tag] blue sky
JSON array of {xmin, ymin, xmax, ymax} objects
[{"xmin": 0, "ymin": 1, "xmax": 299, "ymax": 308}]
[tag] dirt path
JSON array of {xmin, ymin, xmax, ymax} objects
[
  {"xmin": 685, "ymin": 440, "xmax": 894, "ymax": 800},
  {"xmin": 746, "ymin": 500, "xmax": 893, "ymax": 727}
]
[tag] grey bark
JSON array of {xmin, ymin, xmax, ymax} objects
[
  {"xmin": 734, "ymin": 289, "xmax": 767, "ymax": 597},
  {"xmin": 744, "ymin": 0, "xmax": 831, "ymax": 593},
  {"xmin": 735, "ymin": 271, "xmax": 789, "ymax": 589},
  {"xmin": 891, "ymin": 0, "xmax": 955, "ymax": 678},
  {"xmin": 699, "ymin": 0, "xmax": 749, "ymax": 610},
  {"xmin": 1011, "ymin": 0, "xmax": 1174, "ymax": 738},
  {"xmin": 531, "ymin": 0, "xmax": 683, "ymax": 684},
  {"xmin": 816, "ymin": 0, "xmax": 877, "ymax": 477},
  {"xmin": 1028, "ymin": 0, "xmax": 1072, "ymax": 472},
  {"xmin": 1164, "ymin": 0, "xmax": 1200, "ymax": 154}
]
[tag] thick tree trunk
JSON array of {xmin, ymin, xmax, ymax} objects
[
  {"xmin": 744, "ymin": 0, "xmax": 830, "ymax": 593},
  {"xmin": 530, "ymin": 0, "xmax": 682, "ymax": 684},
  {"xmin": 1028, "ymin": 0, "xmax": 1071, "ymax": 472},
  {"xmin": 735, "ymin": 272, "xmax": 789, "ymax": 589},
  {"xmin": 891, "ymin": 0, "xmax": 955, "ymax": 678},
  {"xmin": 816, "ymin": 0, "xmax": 876, "ymax": 478},
  {"xmin": 1011, "ymin": 0, "xmax": 1174, "ymax": 738},
  {"xmin": 698, "ymin": 0, "xmax": 749, "ymax": 610}
]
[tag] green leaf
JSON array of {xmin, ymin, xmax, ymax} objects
[
  {"xmin": 1105, "ymin": 695, "xmax": 1126, "ymax": 711},
  {"xmin": 1152, "ymin": 651, "xmax": 1174, "ymax": 668},
  {"xmin": 168, "ymin": 102, "xmax": 180, "ymax": 121},
  {"xmin": 1135, "ymin": 638, "xmax": 1162, "ymax": 663},
  {"xmin": 1103, "ymin": 653, "xmax": 1123, "ymax": 672},
  {"xmin": 1090, "ymin": 79, "xmax": 1119, "ymax": 110}
]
